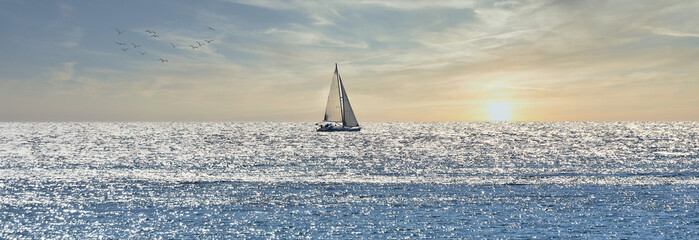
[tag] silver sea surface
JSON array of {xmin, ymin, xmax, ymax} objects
[{"xmin": 0, "ymin": 122, "xmax": 698, "ymax": 238}]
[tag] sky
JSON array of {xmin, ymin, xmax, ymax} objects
[{"xmin": 1, "ymin": 0, "xmax": 698, "ymax": 121}]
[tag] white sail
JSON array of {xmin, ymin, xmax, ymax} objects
[
  {"xmin": 323, "ymin": 66, "xmax": 342, "ymax": 122},
  {"xmin": 339, "ymin": 76, "xmax": 359, "ymax": 127}
]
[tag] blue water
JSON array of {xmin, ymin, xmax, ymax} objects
[{"xmin": 1, "ymin": 122, "xmax": 697, "ymax": 238}]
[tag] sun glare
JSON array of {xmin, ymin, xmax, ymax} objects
[{"xmin": 486, "ymin": 102, "xmax": 512, "ymax": 121}]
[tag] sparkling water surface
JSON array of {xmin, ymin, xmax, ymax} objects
[{"xmin": 1, "ymin": 122, "xmax": 698, "ymax": 238}]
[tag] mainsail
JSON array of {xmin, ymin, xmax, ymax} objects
[
  {"xmin": 322, "ymin": 64, "xmax": 359, "ymax": 128},
  {"xmin": 323, "ymin": 66, "xmax": 343, "ymax": 122}
]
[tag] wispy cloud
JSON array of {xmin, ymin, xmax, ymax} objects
[
  {"xmin": 470, "ymin": 82, "xmax": 555, "ymax": 92},
  {"xmin": 262, "ymin": 27, "xmax": 368, "ymax": 48},
  {"xmin": 646, "ymin": 26, "xmax": 699, "ymax": 38},
  {"xmin": 58, "ymin": 27, "xmax": 83, "ymax": 48},
  {"xmin": 225, "ymin": 0, "xmax": 477, "ymax": 11},
  {"xmin": 49, "ymin": 62, "xmax": 76, "ymax": 82},
  {"xmin": 57, "ymin": 2, "xmax": 73, "ymax": 18}
]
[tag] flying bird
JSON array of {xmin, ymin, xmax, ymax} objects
[
  {"xmin": 196, "ymin": 41, "xmax": 204, "ymax": 46},
  {"xmin": 121, "ymin": 48, "xmax": 128, "ymax": 52},
  {"xmin": 145, "ymin": 30, "xmax": 155, "ymax": 34},
  {"xmin": 139, "ymin": 51, "xmax": 147, "ymax": 55},
  {"xmin": 151, "ymin": 34, "xmax": 159, "ymax": 38},
  {"xmin": 208, "ymin": 26, "xmax": 215, "ymax": 31},
  {"xmin": 190, "ymin": 45, "xmax": 198, "ymax": 49},
  {"xmin": 159, "ymin": 58, "xmax": 168, "ymax": 62},
  {"xmin": 115, "ymin": 28, "xmax": 124, "ymax": 34},
  {"xmin": 114, "ymin": 42, "xmax": 127, "ymax": 46},
  {"xmin": 204, "ymin": 39, "xmax": 214, "ymax": 43},
  {"xmin": 131, "ymin": 43, "xmax": 140, "ymax": 48},
  {"xmin": 169, "ymin": 42, "xmax": 176, "ymax": 48}
]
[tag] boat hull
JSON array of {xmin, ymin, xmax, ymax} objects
[{"xmin": 316, "ymin": 124, "xmax": 361, "ymax": 132}]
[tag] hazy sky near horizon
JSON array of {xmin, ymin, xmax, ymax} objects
[{"xmin": 1, "ymin": 0, "xmax": 698, "ymax": 121}]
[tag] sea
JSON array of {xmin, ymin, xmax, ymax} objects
[{"xmin": 0, "ymin": 122, "xmax": 697, "ymax": 239}]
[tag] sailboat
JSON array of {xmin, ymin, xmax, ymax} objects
[{"xmin": 317, "ymin": 64, "xmax": 361, "ymax": 132}]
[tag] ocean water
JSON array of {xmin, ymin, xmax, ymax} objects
[{"xmin": 0, "ymin": 122, "xmax": 697, "ymax": 239}]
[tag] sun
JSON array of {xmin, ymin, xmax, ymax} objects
[{"xmin": 486, "ymin": 102, "xmax": 512, "ymax": 121}]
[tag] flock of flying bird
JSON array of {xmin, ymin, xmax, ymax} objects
[{"xmin": 113, "ymin": 26, "xmax": 216, "ymax": 63}]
